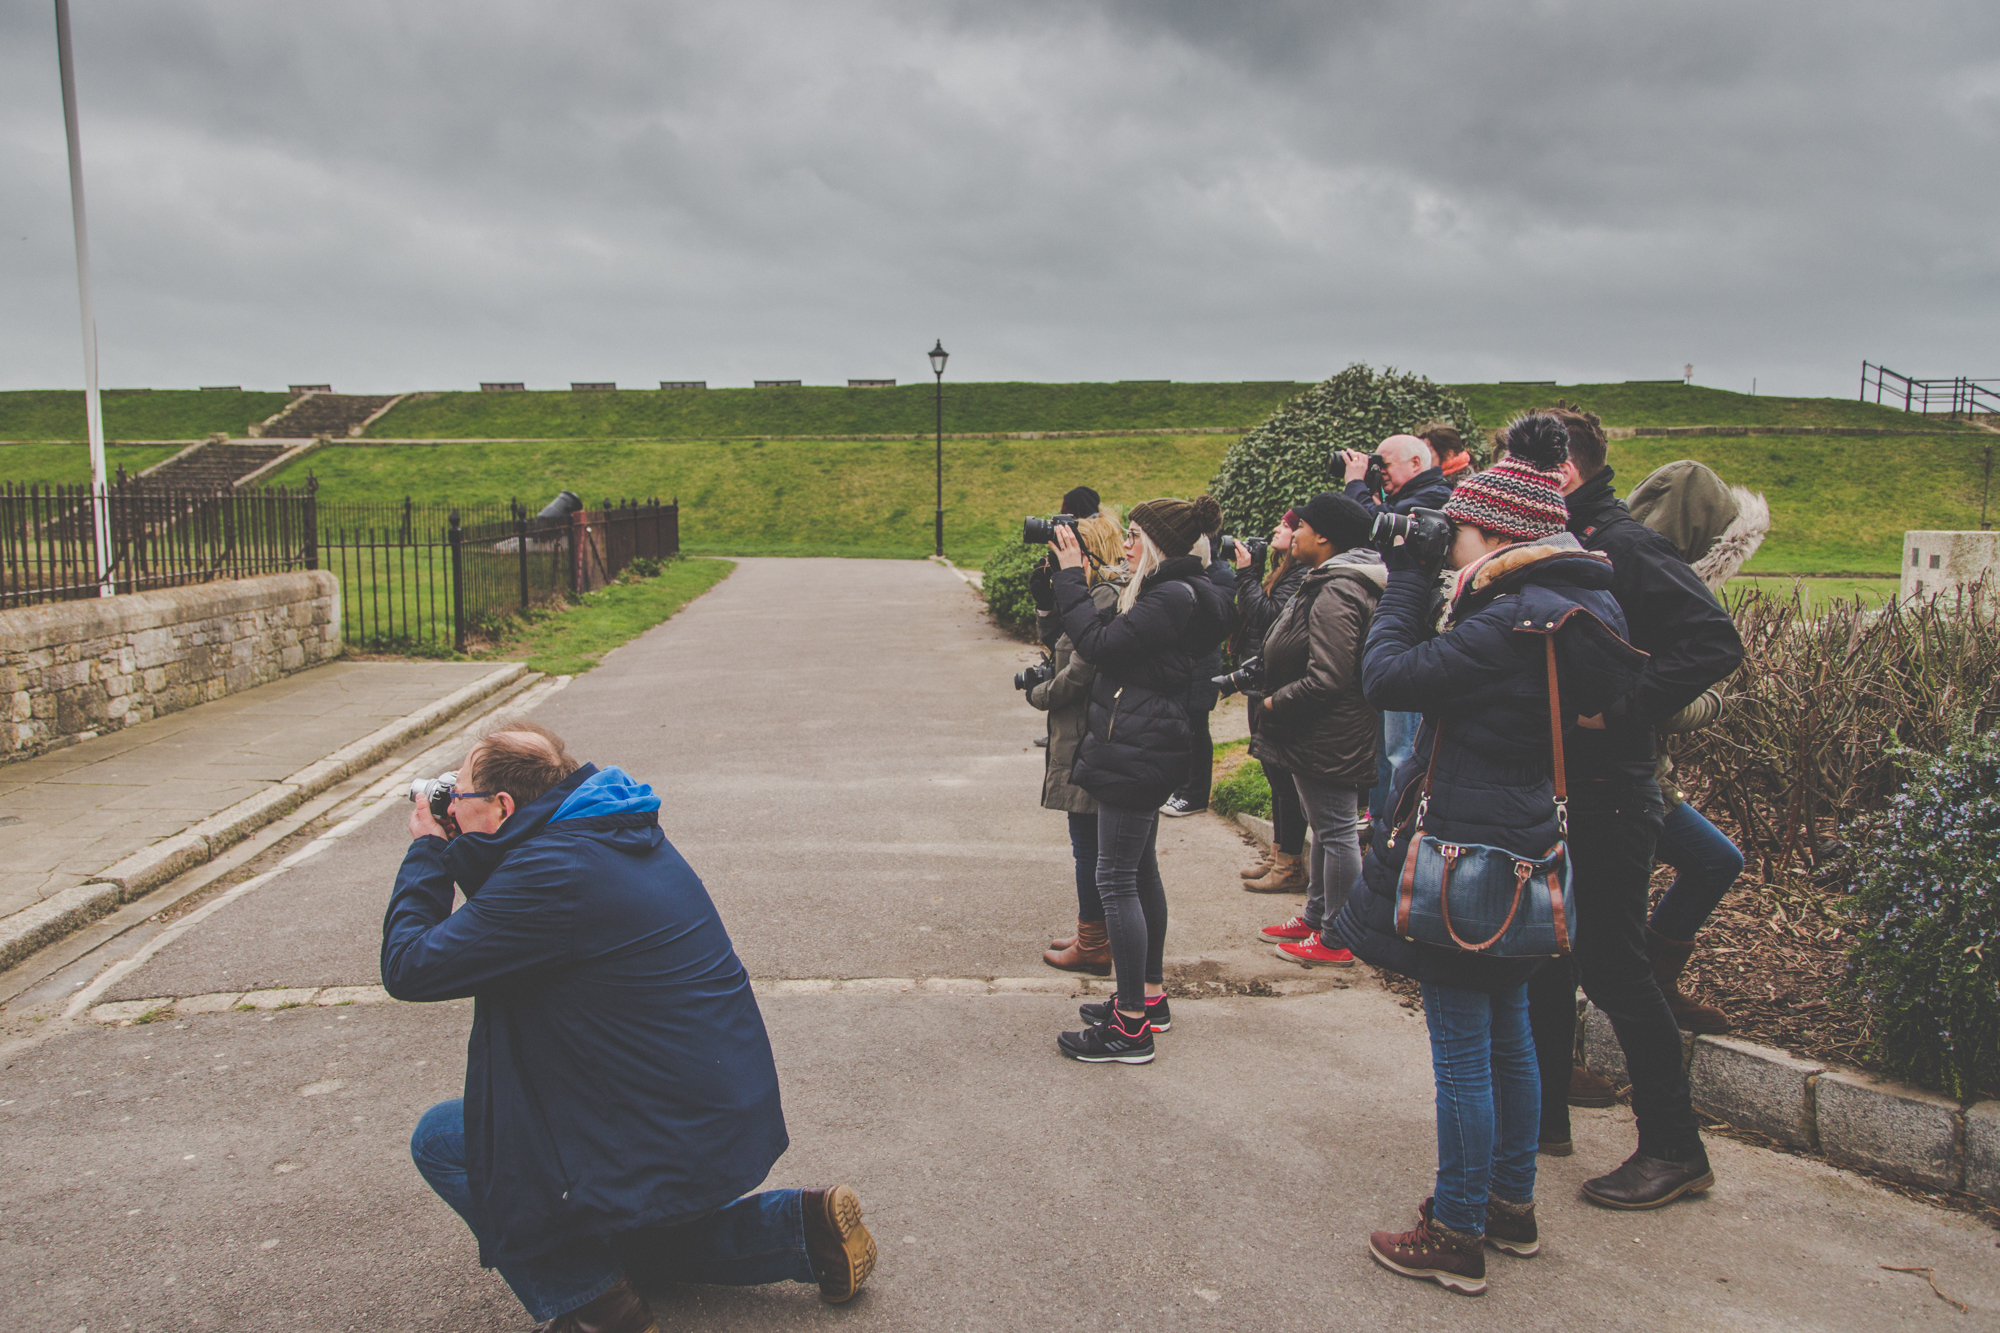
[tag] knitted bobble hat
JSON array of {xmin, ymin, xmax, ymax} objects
[
  {"xmin": 1130, "ymin": 494, "xmax": 1223, "ymax": 558},
  {"xmin": 1440, "ymin": 413, "xmax": 1572, "ymax": 541}
]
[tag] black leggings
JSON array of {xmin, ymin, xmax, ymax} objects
[
  {"xmin": 1265, "ymin": 761, "xmax": 1307, "ymax": 855},
  {"xmin": 1095, "ymin": 801, "xmax": 1170, "ymax": 1012}
]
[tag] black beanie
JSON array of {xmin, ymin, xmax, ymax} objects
[
  {"xmin": 1295, "ymin": 491, "xmax": 1374, "ymax": 552},
  {"xmin": 1061, "ymin": 486, "xmax": 1100, "ymax": 518}
]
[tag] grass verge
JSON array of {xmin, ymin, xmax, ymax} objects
[
  {"xmin": 470, "ymin": 557, "xmax": 735, "ymax": 676},
  {"xmin": 1445, "ymin": 382, "xmax": 1974, "ymax": 433},
  {"xmin": 0, "ymin": 441, "xmax": 192, "ymax": 484},
  {"xmin": 0, "ymin": 389, "xmax": 295, "ymax": 441},
  {"xmin": 1209, "ymin": 739, "xmax": 1272, "ymax": 821}
]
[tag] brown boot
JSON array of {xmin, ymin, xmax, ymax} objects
[
  {"xmin": 802, "ymin": 1185, "xmax": 877, "ymax": 1302},
  {"xmin": 1044, "ymin": 919, "xmax": 1112, "ymax": 975},
  {"xmin": 1647, "ymin": 928, "xmax": 1731, "ymax": 1034},
  {"xmin": 538, "ymin": 1277, "xmax": 658, "ymax": 1333},
  {"xmin": 1568, "ymin": 1064, "xmax": 1618, "ymax": 1108},
  {"xmin": 1239, "ymin": 848, "xmax": 1274, "ymax": 879},
  {"xmin": 1369, "ymin": 1200, "xmax": 1486, "ymax": 1296},
  {"xmin": 1243, "ymin": 848, "xmax": 1306, "ymax": 893}
]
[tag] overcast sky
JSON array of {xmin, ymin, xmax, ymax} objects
[{"xmin": 4, "ymin": 0, "xmax": 1996, "ymax": 398}]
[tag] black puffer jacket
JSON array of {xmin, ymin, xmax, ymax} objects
[
  {"xmin": 1332, "ymin": 538, "xmax": 1647, "ymax": 994},
  {"xmin": 1565, "ymin": 470, "xmax": 1744, "ymax": 781},
  {"xmin": 1186, "ymin": 557, "xmax": 1239, "ymax": 716},
  {"xmin": 1346, "ymin": 466, "xmax": 1454, "ymax": 520},
  {"xmin": 1250, "ymin": 550, "xmax": 1388, "ymax": 787},
  {"xmin": 1055, "ymin": 556, "xmax": 1232, "ymax": 810},
  {"xmin": 1232, "ymin": 558, "xmax": 1307, "ymax": 733}
]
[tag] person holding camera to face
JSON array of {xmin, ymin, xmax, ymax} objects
[
  {"xmin": 384, "ymin": 722, "xmax": 876, "ymax": 1332},
  {"xmin": 1160, "ymin": 514, "xmax": 1241, "ymax": 818},
  {"xmin": 1228, "ymin": 510, "xmax": 1315, "ymax": 891},
  {"xmin": 1338, "ymin": 434, "xmax": 1454, "ymax": 519},
  {"xmin": 1046, "ymin": 496, "xmax": 1230, "ymax": 1063},
  {"xmin": 1247, "ymin": 491, "xmax": 1387, "ymax": 967},
  {"xmin": 1020, "ymin": 501, "xmax": 1129, "ymax": 975}
]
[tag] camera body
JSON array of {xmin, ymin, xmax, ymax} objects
[
  {"xmin": 1022, "ymin": 513, "xmax": 1080, "ymax": 545},
  {"xmin": 1333, "ymin": 448, "xmax": 1389, "ymax": 494},
  {"xmin": 409, "ymin": 771, "xmax": 458, "ymax": 823},
  {"xmin": 1014, "ymin": 657, "xmax": 1055, "ymax": 692},
  {"xmin": 1370, "ymin": 507, "xmax": 1455, "ymax": 571},
  {"xmin": 1212, "ymin": 655, "xmax": 1262, "ymax": 698},
  {"xmin": 1216, "ymin": 535, "xmax": 1268, "ymax": 567}
]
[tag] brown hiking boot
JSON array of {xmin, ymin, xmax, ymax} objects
[
  {"xmin": 1043, "ymin": 920, "xmax": 1112, "ymax": 975},
  {"xmin": 1484, "ymin": 1198, "xmax": 1539, "ymax": 1257},
  {"xmin": 1243, "ymin": 848, "xmax": 1306, "ymax": 893},
  {"xmin": 802, "ymin": 1185, "xmax": 877, "ymax": 1302},
  {"xmin": 1568, "ymin": 1064, "xmax": 1618, "ymax": 1108},
  {"xmin": 1369, "ymin": 1201, "xmax": 1486, "ymax": 1295},
  {"xmin": 1647, "ymin": 928, "xmax": 1732, "ymax": 1034},
  {"xmin": 1239, "ymin": 849, "xmax": 1274, "ymax": 879},
  {"xmin": 536, "ymin": 1277, "xmax": 658, "ymax": 1333},
  {"xmin": 1582, "ymin": 1150, "xmax": 1715, "ymax": 1210}
]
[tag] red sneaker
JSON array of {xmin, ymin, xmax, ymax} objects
[
  {"xmin": 1259, "ymin": 915, "xmax": 1315, "ymax": 942},
  {"xmin": 1276, "ymin": 932, "xmax": 1356, "ymax": 968}
]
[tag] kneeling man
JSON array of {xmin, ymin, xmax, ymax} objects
[{"xmin": 383, "ymin": 722, "xmax": 875, "ymax": 1332}]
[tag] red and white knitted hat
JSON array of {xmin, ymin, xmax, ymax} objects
[{"xmin": 1441, "ymin": 414, "xmax": 1571, "ymax": 541}]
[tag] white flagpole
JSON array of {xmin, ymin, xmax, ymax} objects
[{"xmin": 54, "ymin": 0, "xmax": 115, "ymax": 596}]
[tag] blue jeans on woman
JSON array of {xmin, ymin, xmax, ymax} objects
[
  {"xmin": 1068, "ymin": 811, "xmax": 1103, "ymax": 922},
  {"xmin": 1421, "ymin": 982, "xmax": 1539, "ymax": 1236},
  {"xmin": 1647, "ymin": 802, "xmax": 1745, "ymax": 942},
  {"xmin": 1095, "ymin": 802, "xmax": 1169, "ymax": 1013},
  {"xmin": 411, "ymin": 1099, "xmax": 815, "ymax": 1323}
]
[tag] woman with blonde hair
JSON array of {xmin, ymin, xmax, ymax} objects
[{"xmin": 1047, "ymin": 496, "xmax": 1230, "ymax": 1063}]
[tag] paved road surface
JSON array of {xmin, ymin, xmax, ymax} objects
[{"xmin": 3, "ymin": 558, "xmax": 1994, "ymax": 1331}]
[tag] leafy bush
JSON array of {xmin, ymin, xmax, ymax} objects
[
  {"xmin": 980, "ymin": 538, "xmax": 1045, "ymax": 634},
  {"xmin": 1677, "ymin": 582, "xmax": 2000, "ymax": 891},
  {"xmin": 1209, "ymin": 741, "xmax": 1273, "ymax": 820},
  {"xmin": 1841, "ymin": 719, "xmax": 2000, "ymax": 1099},
  {"xmin": 1208, "ymin": 364, "xmax": 1480, "ymax": 538}
]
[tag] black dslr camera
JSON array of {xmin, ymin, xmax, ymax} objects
[
  {"xmin": 1369, "ymin": 507, "xmax": 1454, "ymax": 571},
  {"xmin": 1022, "ymin": 513, "xmax": 1080, "ymax": 545},
  {"xmin": 1216, "ymin": 535, "xmax": 1268, "ymax": 566},
  {"xmin": 1331, "ymin": 448, "xmax": 1389, "ymax": 494},
  {"xmin": 1212, "ymin": 655, "xmax": 1262, "ymax": 698},
  {"xmin": 1014, "ymin": 656, "xmax": 1055, "ymax": 692}
]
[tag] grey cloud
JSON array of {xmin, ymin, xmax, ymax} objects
[{"xmin": 1, "ymin": 0, "xmax": 1994, "ymax": 397}]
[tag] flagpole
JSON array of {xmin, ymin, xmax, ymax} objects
[{"xmin": 54, "ymin": 0, "xmax": 115, "ymax": 596}]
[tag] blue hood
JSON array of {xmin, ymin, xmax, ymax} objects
[{"xmin": 552, "ymin": 765, "xmax": 662, "ymax": 822}]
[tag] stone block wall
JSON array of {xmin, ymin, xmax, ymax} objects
[
  {"xmin": 1902, "ymin": 529, "xmax": 1999, "ymax": 601},
  {"xmin": 0, "ymin": 572, "xmax": 340, "ymax": 761}
]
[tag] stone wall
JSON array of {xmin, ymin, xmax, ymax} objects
[
  {"xmin": 1, "ymin": 572, "xmax": 340, "ymax": 761},
  {"xmin": 1903, "ymin": 529, "xmax": 2000, "ymax": 601}
]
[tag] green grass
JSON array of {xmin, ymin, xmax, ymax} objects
[
  {"xmin": 1446, "ymin": 382, "xmax": 1973, "ymax": 432},
  {"xmin": 477, "ymin": 558, "xmax": 736, "ymax": 675},
  {"xmin": 275, "ymin": 435, "xmax": 1235, "ymax": 565},
  {"xmin": 0, "ymin": 389, "xmax": 296, "ymax": 441},
  {"xmin": 1209, "ymin": 739, "xmax": 1273, "ymax": 820},
  {"xmin": 1727, "ymin": 576, "xmax": 1898, "ymax": 612},
  {"xmin": 0, "ymin": 441, "xmax": 192, "ymax": 484},
  {"xmin": 366, "ymin": 382, "xmax": 1307, "ymax": 439}
]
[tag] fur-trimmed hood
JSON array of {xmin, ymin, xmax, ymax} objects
[
  {"xmin": 1627, "ymin": 459, "xmax": 1771, "ymax": 592},
  {"xmin": 1446, "ymin": 532, "xmax": 1613, "ymax": 626}
]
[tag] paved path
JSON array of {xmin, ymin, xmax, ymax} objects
[
  {"xmin": 0, "ymin": 661, "xmax": 507, "ymax": 921},
  {"xmin": 3, "ymin": 558, "xmax": 1995, "ymax": 1331}
]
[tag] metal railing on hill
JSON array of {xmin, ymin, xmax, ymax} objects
[
  {"xmin": 0, "ymin": 478, "xmax": 316, "ymax": 609},
  {"xmin": 1860, "ymin": 362, "xmax": 1999, "ymax": 416}
]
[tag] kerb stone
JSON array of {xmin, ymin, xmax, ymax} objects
[
  {"xmin": 1814, "ymin": 1069, "xmax": 1962, "ymax": 1189},
  {"xmin": 1688, "ymin": 1036, "xmax": 1822, "ymax": 1147},
  {"xmin": 1963, "ymin": 1100, "xmax": 2000, "ymax": 1204}
]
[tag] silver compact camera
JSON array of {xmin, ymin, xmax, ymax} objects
[{"xmin": 409, "ymin": 771, "xmax": 458, "ymax": 822}]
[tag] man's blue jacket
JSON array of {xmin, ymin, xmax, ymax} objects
[{"xmin": 382, "ymin": 763, "xmax": 788, "ymax": 1266}]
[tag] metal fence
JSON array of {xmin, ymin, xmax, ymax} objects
[
  {"xmin": 1860, "ymin": 362, "xmax": 2000, "ymax": 416},
  {"xmin": 0, "ymin": 479, "xmax": 316, "ymax": 609}
]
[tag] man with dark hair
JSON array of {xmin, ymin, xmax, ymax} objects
[
  {"xmin": 384, "ymin": 723, "xmax": 876, "ymax": 1332},
  {"xmin": 1419, "ymin": 423, "xmax": 1474, "ymax": 490},
  {"xmin": 1531, "ymin": 407, "xmax": 1745, "ymax": 1211}
]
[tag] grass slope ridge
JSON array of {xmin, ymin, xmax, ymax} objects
[
  {"xmin": 0, "ymin": 390, "xmax": 296, "ymax": 441},
  {"xmin": 1446, "ymin": 382, "xmax": 1968, "ymax": 432},
  {"xmin": 0, "ymin": 442, "xmax": 190, "ymax": 484},
  {"xmin": 365, "ymin": 382, "xmax": 1309, "ymax": 439}
]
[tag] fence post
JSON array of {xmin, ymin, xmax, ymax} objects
[
  {"xmin": 449, "ymin": 510, "xmax": 466, "ymax": 654},
  {"xmin": 515, "ymin": 502, "xmax": 530, "ymax": 614},
  {"xmin": 304, "ymin": 474, "xmax": 319, "ymax": 571}
]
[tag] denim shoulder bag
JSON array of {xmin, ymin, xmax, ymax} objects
[{"xmin": 1390, "ymin": 635, "xmax": 1574, "ymax": 957}]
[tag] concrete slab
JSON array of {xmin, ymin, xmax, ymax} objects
[
  {"xmin": 1688, "ymin": 1035, "xmax": 1823, "ymax": 1147},
  {"xmin": 1965, "ymin": 1100, "xmax": 2000, "ymax": 1204}
]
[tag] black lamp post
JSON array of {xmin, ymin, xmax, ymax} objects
[{"xmin": 929, "ymin": 339, "xmax": 949, "ymax": 556}]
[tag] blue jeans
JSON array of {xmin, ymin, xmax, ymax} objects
[
  {"xmin": 1068, "ymin": 811, "xmax": 1103, "ymax": 922},
  {"xmin": 1648, "ymin": 802, "xmax": 1745, "ymax": 942},
  {"xmin": 1421, "ymin": 982, "xmax": 1539, "ymax": 1236},
  {"xmin": 1367, "ymin": 710, "xmax": 1421, "ymax": 822},
  {"xmin": 1095, "ymin": 802, "xmax": 1168, "ymax": 1012},
  {"xmin": 411, "ymin": 1100, "xmax": 815, "ymax": 1323}
]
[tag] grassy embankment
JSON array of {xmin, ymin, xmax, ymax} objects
[
  {"xmin": 0, "ymin": 389, "xmax": 295, "ymax": 442},
  {"xmin": 0, "ymin": 441, "xmax": 187, "ymax": 483},
  {"xmin": 472, "ymin": 557, "xmax": 736, "ymax": 676}
]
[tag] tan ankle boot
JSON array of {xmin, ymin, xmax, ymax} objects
[
  {"xmin": 1044, "ymin": 919, "xmax": 1112, "ymax": 975},
  {"xmin": 1243, "ymin": 848, "xmax": 1306, "ymax": 893},
  {"xmin": 1239, "ymin": 849, "xmax": 1274, "ymax": 880},
  {"xmin": 1647, "ymin": 927, "xmax": 1731, "ymax": 1033},
  {"xmin": 1568, "ymin": 1063, "xmax": 1617, "ymax": 1108}
]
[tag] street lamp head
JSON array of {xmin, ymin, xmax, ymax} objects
[{"xmin": 929, "ymin": 340, "xmax": 949, "ymax": 376}]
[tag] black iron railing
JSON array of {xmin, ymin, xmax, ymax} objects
[{"xmin": 1861, "ymin": 362, "xmax": 2000, "ymax": 416}]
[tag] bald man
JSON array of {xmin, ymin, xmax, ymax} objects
[{"xmin": 1338, "ymin": 434, "xmax": 1453, "ymax": 520}]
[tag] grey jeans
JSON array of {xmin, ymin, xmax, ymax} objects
[{"xmin": 1292, "ymin": 774, "xmax": 1362, "ymax": 938}]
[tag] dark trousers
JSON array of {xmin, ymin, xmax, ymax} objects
[
  {"xmin": 1067, "ymin": 811, "xmax": 1103, "ymax": 922},
  {"xmin": 1527, "ymin": 779, "xmax": 1704, "ymax": 1162},
  {"xmin": 1175, "ymin": 695, "xmax": 1216, "ymax": 809},
  {"xmin": 1095, "ymin": 802, "xmax": 1169, "ymax": 1012},
  {"xmin": 1264, "ymin": 760, "xmax": 1307, "ymax": 855}
]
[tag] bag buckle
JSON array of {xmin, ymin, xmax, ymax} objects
[{"xmin": 1555, "ymin": 796, "xmax": 1568, "ymax": 837}]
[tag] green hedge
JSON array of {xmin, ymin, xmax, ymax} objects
[{"xmin": 980, "ymin": 539, "xmax": 1044, "ymax": 634}]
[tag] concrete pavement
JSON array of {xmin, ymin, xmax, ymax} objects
[{"xmin": 2, "ymin": 557, "xmax": 1994, "ymax": 1331}]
